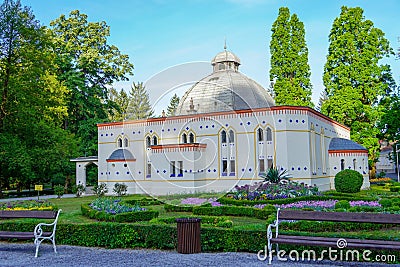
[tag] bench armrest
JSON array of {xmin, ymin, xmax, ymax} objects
[
  {"xmin": 267, "ymin": 208, "xmax": 280, "ymax": 240},
  {"xmin": 34, "ymin": 209, "xmax": 62, "ymax": 239}
]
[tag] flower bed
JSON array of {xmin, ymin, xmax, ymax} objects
[
  {"xmin": 274, "ymin": 200, "xmax": 381, "ymax": 210},
  {"xmin": 230, "ymin": 181, "xmax": 320, "ymax": 201},
  {"xmin": 0, "ymin": 200, "xmax": 56, "ymax": 211},
  {"xmin": 81, "ymin": 197, "xmax": 158, "ymax": 222}
]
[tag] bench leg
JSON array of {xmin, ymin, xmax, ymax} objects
[{"xmin": 34, "ymin": 238, "xmax": 41, "ymax": 258}]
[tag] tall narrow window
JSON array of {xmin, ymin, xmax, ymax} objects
[
  {"xmin": 257, "ymin": 128, "xmax": 263, "ymax": 141},
  {"xmin": 124, "ymin": 138, "xmax": 129, "ymax": 147},
  {"xmin": 267, "ymin": 159, "xmax": 273, "ymax": 169},
  {"xmin": 353, "ymin": 159, "xmax": 357, "ymax": 170},
  {"xmin": 341, "ymin": 159, "xmax": 345, "ymax": 171},
  {"xmin": 170, "ymin": 161, "xmax": 176, "ymax": 177},
  {"xmin": 147, "ymin": 163, "xmax": 151, "ymax": 178},
  {"xmin": 229, "ymin": 130, "xmax": 234, "ymax": 143},
  {"xmin": 222, "ymin": 160, "xmax": 227, "ymax": 174},
  {"xmin": 146, "ymin": 136, "xmax": 151, "ymax": 148},
  {"xmin": 230, "ymin": 160, "xmax": 235, "ymax": 174},
  {"xmin": 118, "ymin": 138, "xmax": 123, "ymax": 148},
  {"xmin": 189, "ymin": 133, "xmax": 195, "ymax": 143},
  {"xmin": 259, "ymin": 159, "xmax": 265, "ymax": 173},
  {"xmin": 182, "ymin": 133, "xmax": 187, "ymax": 144},
  {"xmin": 266, "ymin": 127, "xmax": 272, "ymax": 141},
  {"xmin": 221, "ymin": 130, "xmax": 227, "ymax": 143},
  {"xmin": 178, "ymin": 161, "xmax": 183, "ymax": 177},
  {"xmin": 153, "ymin": 136, "xmax": 158, "ymax": 145}
]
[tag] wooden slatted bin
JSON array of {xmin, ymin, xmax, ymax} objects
[{"xmin": 176, "ymin": 218, "xmax": 201, "ymax": 254}]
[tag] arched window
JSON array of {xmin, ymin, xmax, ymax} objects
[
  {"xmin": 124, "ymin": 138, "xmax": 129, "ymax": 147},
  {"xmin": 353, "ymin": 159, "xmax": 357, "ymax": 170},
  {"xmin": 228, "ymin": 130, "xmax": 234, "ymax": 143},
  {"xmin": 146, "ymin": 136, "xmax": 151, "ymax": 148},
  {"xmin": 221, "ymin": 130, "xmax": 227, "ymax": 143},
  {"xmin": 341, "ymin": 159, "xmax": 345, "ymax": 171},
  {"xmin": 189, "ymin": 133, "xmax": 195, "ymax": 143},
  {"xmin": 118, "ymin": 138, "xmax": 123, "ymax": 148},
  {"xmin": 266, "ymin": 127, "xmax": 272, "ymax": 141},
  {"xmin": 182, "ymin": 133, "xmax": 187, "ymax": 144},
  {"xmin": 257, "ymin": 128, "xmax": 263, "ymax": 142},
  {"xmin": 153, "ymin": 136, "xmax": 158, "ymax": 145}
]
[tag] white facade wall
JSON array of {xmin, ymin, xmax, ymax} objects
[{"xmin": 97, "ymin": 107, "xmax": 367, "ymax": 195}]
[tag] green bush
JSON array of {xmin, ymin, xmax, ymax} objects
[
  {"xmin": 192, "ymin": 205, "xmax": 276, "ymax": 219},
  {"xmin": 54, "ymin": 185, "xmax": 65, "ymax": 198},
  {"xmin": 335, "ymin": 200, "xmax": 350, "ymax": 210},
  {"xmin": 390, "ymin": 186, "xmax": 400, "ymax": 192},
  {"xmin": 93, "ymin": 183, "xmax": 108, "ymax": 197},
  {"xmin": 113, "ymin": 183, "xmax": 128, "ymax": 196},
  {"xmin": 379, "ymin": 198, "xmax": 393, "ymax": 208},
  {"xmin": 72, "ymin": 184, "xmax": 85, "ymax": 197},
  {"xmin": 81, "ymin": 204, "xmax": 158, "ymax": 222},
  {"xmin": 334, "ymin": 169, "xmax": 363, "ymax": 193},
  {"xmin": 164, "ymin": 204, "xmax": 193, "ymax": 212}
]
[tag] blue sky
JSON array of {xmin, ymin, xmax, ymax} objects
[{"xmin": 22, "ymin": 0, "xmax": 400, "ymax": 113}]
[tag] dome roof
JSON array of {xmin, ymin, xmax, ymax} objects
[
  {"xmin": 328, "ymin": 138, "xmax": 367, "ymax": 151},
  {"xmin": 107, "ymin": 149, "xmax": 135, "ymax": 161},
  {"xmin": 175, "ymin": 50, "xmax": 275, "ymax": 116},
  {"xmin": 211, "ymin": 50, "xmax": 241, "ymax": 65}
]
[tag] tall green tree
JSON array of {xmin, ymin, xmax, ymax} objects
[
  {"xmin": 270, "ymin": 7, "xmax": 313, "ymax": 107},
  {"xmin": 108, "ymin": 88, "xmax": 129, "ymax": 121},
  {"xmin": 0, "ymin": 0, "xmax": 74, "ymax": 194},
  {"xmin": 126, "ymin": 82, "xmax": 154, "ymax": 120},
  {"xmin": 50, "ymin": 10, "xmax": 134, "ymax": 155},
  {"xmin": 321, "ymin": 6, "xmax": 395, "ymax": 170},
  {"xmin": 166, "ymin": 93, "xmax": 180, "ymax": 116}
]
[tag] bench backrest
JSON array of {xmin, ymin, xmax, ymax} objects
[
  {"xmin": 279, "ymin": 209, "xmax": 400, "ymax": 224},
  {"xmin": 0, "ymin": 210, "xmax": 58, "ymax": 219}
]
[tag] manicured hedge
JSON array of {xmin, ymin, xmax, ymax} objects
[
  {"xmin": 219, "ymin": 194, "xmax": 376, "ymax": 206},
  {"xmin": 81, "ymin": 204, "xmax": 159, "ymax": 222},
  {"xmin": 156, "ymin": 215, "xmax": 233, "ymax": 228},
  {"xmin": 0, "ymin": 221, "xmax": 265, "ymax": 252},
  {"xmin": 192, "ymin": 205, "xmax": 276, "ymax": 219},
  {"xmin": 164, "ymin": 204, "xmax": 194, "ymax": 212},
  {"xmin": 123, "ymin": 198, "xmax": 163, "ymax": 206}
]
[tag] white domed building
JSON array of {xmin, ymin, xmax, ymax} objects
[{"xmin": 92, "ymin": 49, "xmax": 369, "ymax": 195}]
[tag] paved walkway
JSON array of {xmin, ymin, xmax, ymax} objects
[{"xmin": 0, "ymin": 242, "xmax": 397, "ymax": 267}]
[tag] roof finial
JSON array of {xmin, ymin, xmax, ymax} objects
[{"xmin": 224, "ymin": 37, "xmax": 227, "ymax": 50}]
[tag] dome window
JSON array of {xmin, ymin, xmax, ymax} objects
[
  {"xmin": 218, "ymin": 63, "xmax": 225, "ymax": 70},
  {"xmin": 153, "ymin": 136, "xmax": 158, "ymax": 146}
]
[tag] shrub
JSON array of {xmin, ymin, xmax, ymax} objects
[
  {"xmin": 72, "ymin": 184, "xmax": 85, "ymax": 197},
  {"xmin": 334, "ymin": 169, "xmax": 363, "ymax": 193},
  {"xmin": 93, "ymin": 183, "xmax": 108, "ymax": 197},
  {"xmin": 335, "ymin": 200, "xmax": 350, "ymax": 210},
  {"xmin": 379, "ymin": 198, "xmax": 393, "ymax": 208},
  {"xmin": 54, "ymin": 185, "xmax": 65, "ymax": 198},
  {"xmin": 260, "ymin": 166, "xmax": 291, "ymax": 183},
  {"xmin": 390, "ymin": 186, "xmax": 400, "ymax": 192},
  {"xmin": 113, "ymin": 183, "xmax": 128, "ymax": 196}
]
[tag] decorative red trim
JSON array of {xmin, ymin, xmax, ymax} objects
[
  {"xmin": 151, "ymin": 143, "xmax": 207, "ymax": 150},
  {"xmin": 97, "ymin": 106, "xmax": 350, "ymax": 131},
  {"xmin": 106, "ymin": 159, "xmax": 136, "ymax": 162},
  {"xmin": 328, "ymin": 149, "xmax": 368, "ymax": 157}
]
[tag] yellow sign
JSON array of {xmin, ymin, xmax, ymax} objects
[{"xmin": 35, "ymin": 185, "xmax": 43, "ymax": 191}]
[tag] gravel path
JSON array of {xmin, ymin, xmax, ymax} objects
[{"xmin": 0, "ymin": 242, "xmax": 397, "ymax": 267}]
